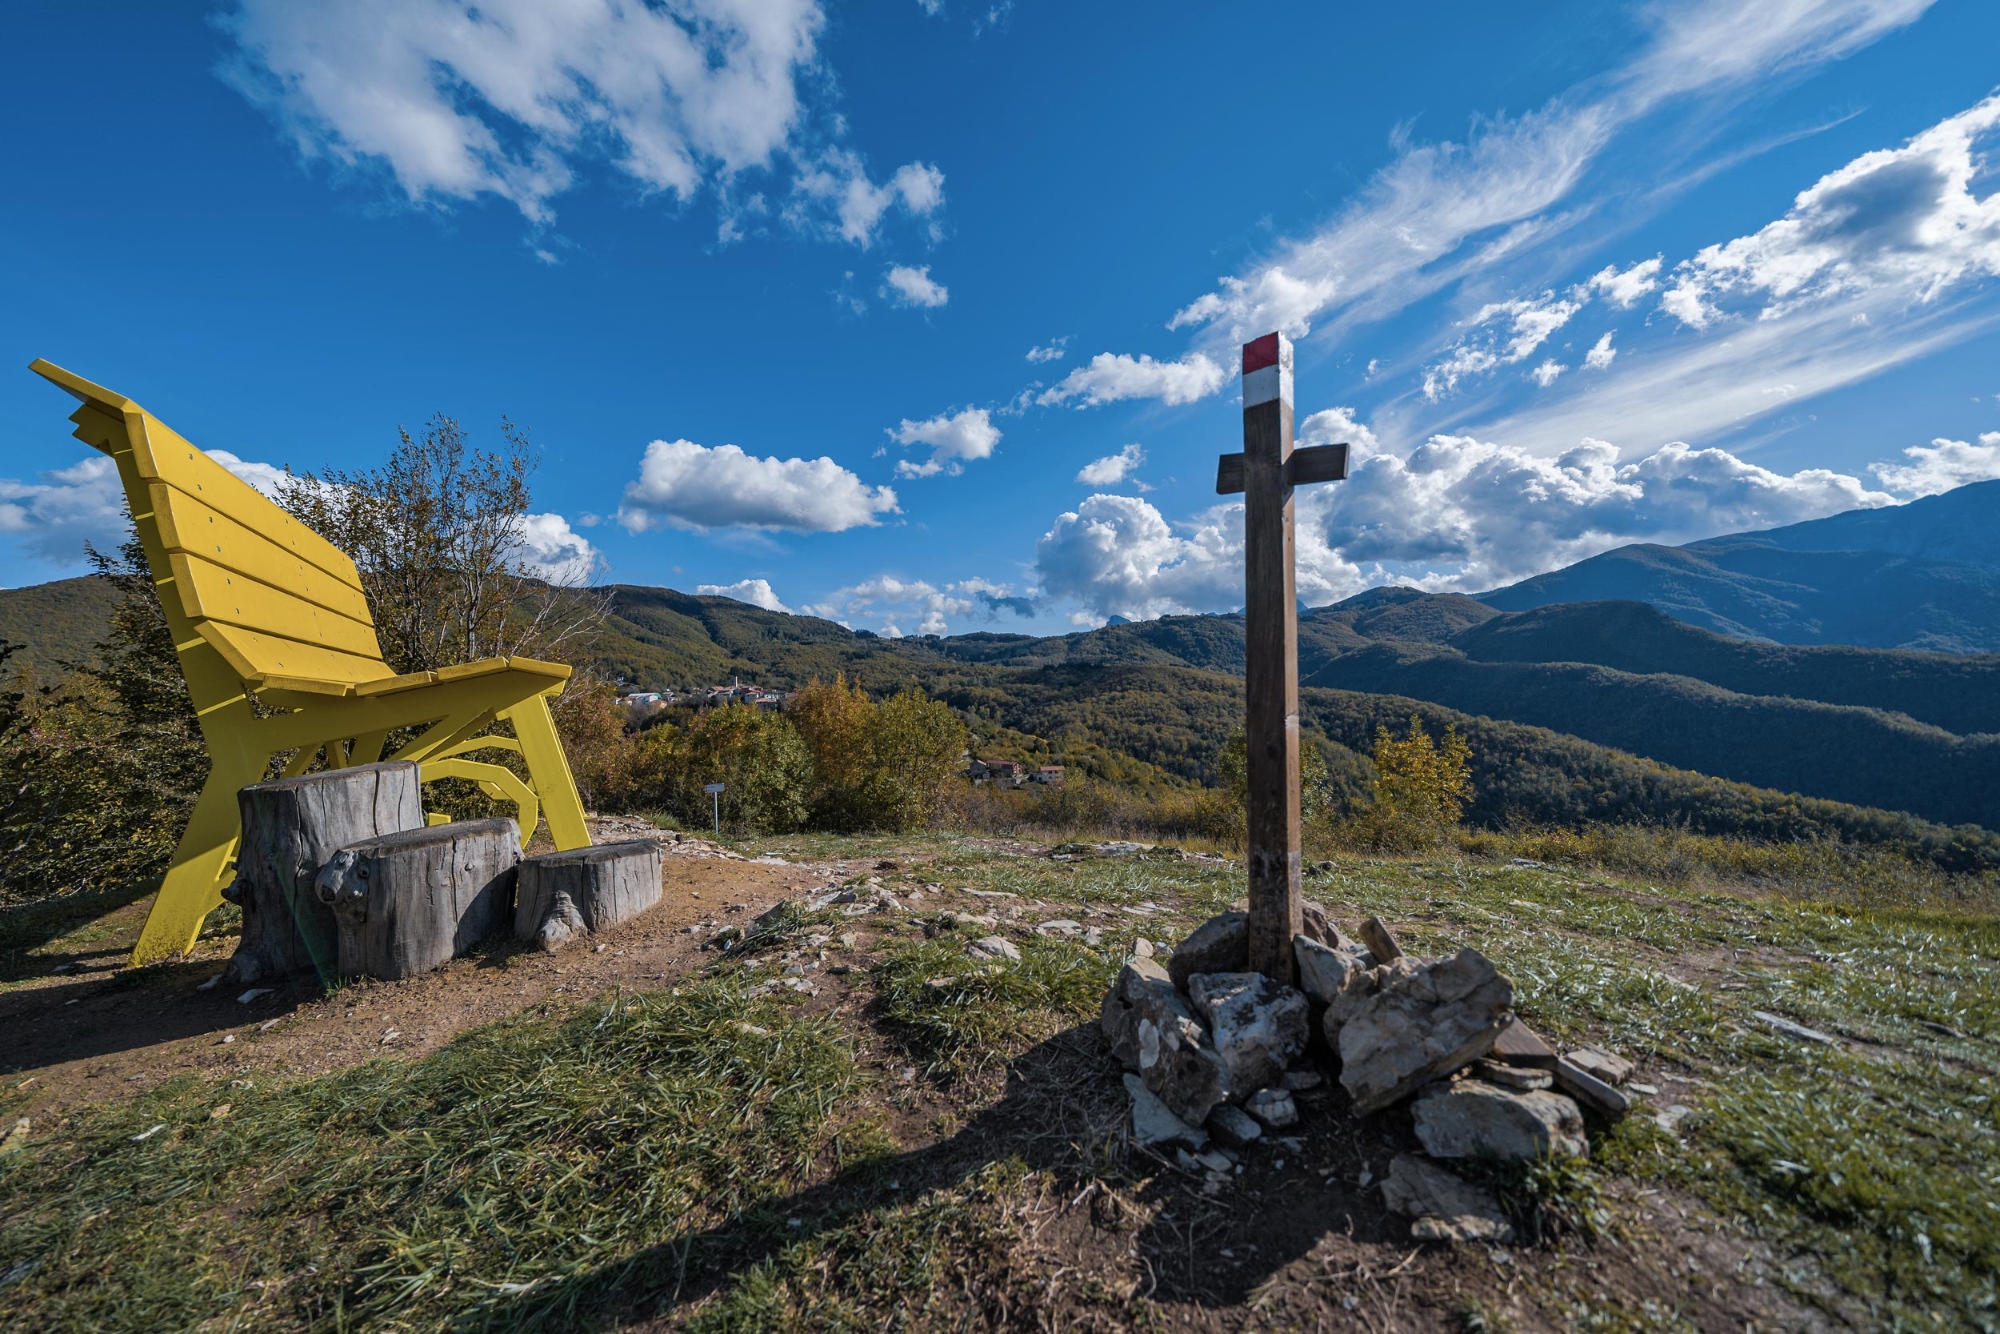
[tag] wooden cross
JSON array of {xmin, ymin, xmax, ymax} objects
[{"xmin": 1216, "ymin": 332, "xmax": 1349, "ymax": 981}]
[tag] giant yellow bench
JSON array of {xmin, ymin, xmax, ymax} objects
[{"xmin": 30, "ymin": 360, "xmax": 592, "ymax": 966}]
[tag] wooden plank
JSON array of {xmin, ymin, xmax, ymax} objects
[
  {"xmin": 1241, "ymin": 388, "xmax": 1302, "ymax": 982},
  {"xmin": 129, "ymin": 415, "xmax": 365, "ymax": 591},
  {"xmin": 199, "ymin": 622, "xmax": 395, "ymax": 688},
  {"xmin": 150, "ymin": 483, "xmax": 374, "ymax": 622},
  {"xmin": 1216, "ymin": 452, "xmax": 1246, "ymax": 495},
  {"xmin": 1286, "ymin": 443, "xmax": 1349, "ymax": 486},
  {"xmin": 169, "ymin": 552, "xmax": 384, "ymax": 660}
]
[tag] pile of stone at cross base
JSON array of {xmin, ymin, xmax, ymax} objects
[{"xmin": 1100, "ymin": 905, "xmax": 1635, "ymax": 1243}]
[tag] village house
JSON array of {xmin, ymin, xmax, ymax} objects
[
  {"xmin": 1030, "ymin": 764, "xmax": 1066, "ymax": 786},
  {"xmin": 968, "ymin": 758, "xmax": 1028, "ymax": 789}
]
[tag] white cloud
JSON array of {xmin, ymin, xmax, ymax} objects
[
  {"xmin": 1588, "ymin": 257, "xmax": 1663, "ymax": 307},
  {"xmin": 1423, "ymin": 292, "xmax": 1583, "ymax": 399},
  {"xmin": 792, "ymin": 155, "xmax": 946, "ymax": 247},
  {"xmin": 697, "ymin": 577, "xmax": 791, "ymax": 612},
  {"xmin": 888, "ymin": 407, "xmax": 999, "ymax": 478},
  {"xmin": 0, "ymin": 448, "xmax": 301, "ymax": 569},
  {"xmin": 220, "ymin": 0, "xmax": 945, "ymax": 248},
  {"xmin": 1583, "ymin": 331, "xmax": 1618, "ymax": 370},
  {"xmin": 1299, "ymin": 406, "xmax": 1383, "ymax": 457},
  {"xmin": 1621, "ymin": 0, "xmax": 1937, "ymax": 105},
  {"xmin": 208, "ymin": 449, "xmax": 291, "ymax": 496},
  {"xmin": 1034, "ymin": 430, "xmax": 1905, "ymax": 619},
  {"xmin": 1037, "ymin": 352, "xmax": 1228, "ymax": 408},
  {"xmin": 512, "ymin": 512, "xmax": 603, "ymax": 585},
  {"xmin": 805, "ymin": 573, "xmax": 1015, "ymax": 635},
  {"xmin": 618, "ymin": 439, "xmax": 898, "ymax": 533},
  {"xmin": 1075, "ymin": 444, "xmax": 1145, "ymax": 487},
  {"xmin": 1530, "ymin": 360, "xmax": 1567, "ymax": 388},
  {"xmin": 1661, "ymin": 93, "xmax": 2000, "ymax": 329},
  {"xmin": 1026, "ymin": 338, "xmax": 1068, "ymax": 363},
  {"xmin": 882, "ymin": 263, "xmax": 949, "ymax": 308},
  {"xmin": 1870, "ymin": 430, "xmax": 2000, "ymax": 496}
]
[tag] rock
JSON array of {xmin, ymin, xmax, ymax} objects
[
  {"xmin": 1564, "ymin": 1045, "xmax": 1634, "ymax": 1085},
  {"xmin": 236, "ymin": 988, "xmax": 274, "ymax": 1004},
  {"xmin": 1552, "ymin": 1058, "xmax": 1631, "ymax": 1118},
  {"xmin": 1334, "ymin": 949, "xmax": 1515, "ymax": 1116},
  {"xmin": 968, "ymin": 935, "xmax": 1020, "ymax": 962},
  {"xmin": 1488, "ymin": 1018, "xmax": 1558, "ymax": 1069},
  {"xmin": 1100, "ymin": 958, "xmax": 1197, "ymax": 1068},
  {"xmin": 516, "ymin": 840, "xmax": 663, "ymax": 946},
  {"xmin": 1140, "ymin": 1016, "xmax": 1233, "ymax": 1127},
  {"xmin": 1356, "ymin": 916, "xmax": 1404, "ymax": 963},
  {"xmin": 1752, "ymin": 1011, "xmax": 1838, "ymax": 1046},
  {"xmin": 1206, "ymin": 1102, "xmax": 1264, "ymax": 1149},
  {"xmin": 1194, "ymin": 1148, "xmax": 1235, "ymax": 1174},
  {"xmin": 1132, "ymin": 938, "xmax": 1154, "ymax": 958},
  {"xmin": 1123, "ymin": 1073, "xmax": 1207, "ymax": 1150},
  {"xmin": 536, "ymin": 891, "xmax": 589, "ymax": 951},
  {"xmin": 1245, "ymin": 1087, "xmax": 1299, "ymax": 1129},
  {"xmin": 1035, "ymin": 919, "xmax": 1083, "ymax": 937},
  {"xmin": 0, "ymin": 1118, "xmax": 31, "ymax": 1155},
  {"xmin": 1294, "ymin": 936, "xmax": 1368, "ymax": 1006},
  {"xmin": 1167, "ymin": 912, "xmax": 1247, "ymax": 988},
  {"xmin": 1188, "ymin": 972, "xmax": 1310, "ymax": 1094},
  {"xmin": 1280, "ymin": 1068, "xmax": 1324, "ymax": 1091},
  {"xmin": 1298, "ymin": 900, "xmax": 1361, "ymax": 952},
  {"xmin": 1413, "ymin": 1082, "xmax": 1588, "ymax": 1161},
  {"xmin": 1381, "ymin": 1154, "xmax": 1514, "ymax": 1244},
  {"xmin": 1655, "ymin": 1104, "xmax": 1694, "ymax": 1134},
  {"xmin": 1472, "ymin": 1058, "xmax": 1552, "ymax": 1091}
]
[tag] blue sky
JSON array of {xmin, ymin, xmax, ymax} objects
[{"xmin": 3, "ymin": 0, "xmax": 1998, "ymax": 640}]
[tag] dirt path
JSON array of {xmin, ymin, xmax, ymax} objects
[{"xmin": 2, "ymin": 823, "xmax": 883, "ymax": 1120}]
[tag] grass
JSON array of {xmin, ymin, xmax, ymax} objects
[{"xmin": 3, "ymin": 828, "xmax": 1999, "ymax": 1329}]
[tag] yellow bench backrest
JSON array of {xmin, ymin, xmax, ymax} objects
[{"xmin": 31, "ymin": 360, "xmax": 394, "ymax": 695}]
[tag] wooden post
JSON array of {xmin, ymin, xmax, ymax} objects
[
  {"xmin": 1216, "ymin": 333, "xmax": 1349, "ymax": 983},
  {"xmin": 314, "ymin": 818, "xmax": 521, "ymax": 981}
]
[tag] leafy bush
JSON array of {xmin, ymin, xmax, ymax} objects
[{"xmin": 1333, "ymin": 713, "xmax": 1473, "ymax": 852}]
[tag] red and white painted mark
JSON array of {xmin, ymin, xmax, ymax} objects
[{"xmin": 1242, "ymin": 332, "xmax": 1293, "ymax": 408}]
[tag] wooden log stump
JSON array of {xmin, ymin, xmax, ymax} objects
[
  {"xmin": 221, "ymin": 762, "xmax": 424, "ymax": 989},
  {"xmin": 314, "ymin": 818, "xmax": 521, "ymax": 981},
  {"xmin": 516, "ymin": 840, "xmax": 664, "ymax": 950}
]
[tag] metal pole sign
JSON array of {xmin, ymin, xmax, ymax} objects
[{"xmin": 703, "ymin": 782, "xmax": 725, "ymax": 835}]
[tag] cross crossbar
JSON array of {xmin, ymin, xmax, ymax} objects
[{"xmin": 1214, "ymin": 442, "xmax": 1349, "ymax": 495}]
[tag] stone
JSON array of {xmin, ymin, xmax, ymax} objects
[
  {"xmin": 1488, "ymin": 1018, "xmax": 1558, "ymax": 1069},
  {"xmin": 1245, "ymin": 1087, "xmax": 1299, "ymax": 1129},
  {"xmin": 968, "ymin": 935, "xmax": 1020, "ymax": 962},
  {"xmin": 1356, "ymin": 916, "xmax": 1404, "ymax": 963},
  {"xmin": 1752, "ymin": 1011, "xmax": 1838, "ymax": 1046},
  {"xmin": 1333, "ymin": 949, "xmax": 1515, "ymax": 1116},
  {"xmin": 223, "ymin": 762, "xmax": 425, "ymax": 988},
  {"xmin": 1123, "ymin": 1073, "xmax": 1207, "ymax": 1150},
  {"xmin": 1413, "ymin": 1082, "xmax": 1588, "ymax": 1161},
  {"xmin": 1280, "ymin": 1068, "xmax": 1324, "ymax": 1091},
  {"xmin": 1473, "ymin": 1058, "xmax": 1552, "ymax": 1091},
  {"xmin": 1132, "ymin": 938, "xmax": 1154, "ymax": 957},
  {"xmin": 1194, "ymin": 1148, "xmax": 1235, "ymax": 1174},
  {"xmin": 1381, "ymin": 1154, "xmax": 1514, "ymax": 1244},
  {"xmin": 1299, "ymin": 899, "xmax": 1361, "ymax": 953},
  {"xmin": 1141, "ymin": 1017, "xmax": 1234, "ymax": 1127},
  {"xmin": 1552, "ymin": 1058, "xmax": 1631, "ymax": 1118},
  {"xmin": 1188, "ymin": 972, "xmax": 1310, "ymax": 1094},
  {"xmin": 1167, "ymin": 912, "xmax": 1247, "ymax": 988},
  {"xmin": 1206, "ymin": 1102, "xmax": 1263, "ymax": 1149},
  {"xmin": 516, "ymin": 841, "xmax": 663, "ymax": 947},
  {"xmin": 1294, "ymin": 936, "xmax": 1367, "ymax": 1006},
  {"xmin": 1100, "ymin": 957, "xmax": 1197, "ymax": 1069},
  {"xmin": 1564, "ymin": 1045, "xmax": 1634, "ymax": 1085},
  {"xmin": 314, "ymin": 819, "xmax": 520, "ymax": 982},
  {"xmin": 1035, "ymin": 919, "xmax": 1083, "ymax": 937}
]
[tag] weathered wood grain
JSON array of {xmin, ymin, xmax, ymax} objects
[
  {"xmin": 515, "ymin": 839, "xmax": 665, "ymax": 950},
  {"xmin": 1242, "ymin": 391, "xmax": 1303, "ymax": 982},
  {"xmin": 314, "ymin": 818, "xmax": 520, "ymax": 981},
  {"xmin": 222, "ymin": 761, "xmax": 423, "ymax": 988}
]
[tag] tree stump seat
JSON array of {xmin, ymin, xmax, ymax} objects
[
  {"xmin": 515, "ymin": 840, "xmax": 665, "ymax": 950},
  {"xmin": 314, "ymin": 818, "xmax": 521, "ymax": 981}
]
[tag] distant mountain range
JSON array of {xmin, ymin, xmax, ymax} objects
[
  {"xmin": 1481, "ymin": 478, "xmax": 2000, "ymax": 652},
  {"xmin": 7, "ymin": 480, "xmax": 2000, "ymax": 842}
]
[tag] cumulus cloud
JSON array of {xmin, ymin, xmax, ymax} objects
[
  {"xmin": 1531, "ymin": 360, "xmax": 1567, "ymax": 387},
  {"xmin": 1661, "ymin": 93, "xmax": 2000, "ymax": 329},
  {"xmin": 803, "ymin": 573, "xmax": 1021, "ymax": 636},
  {"xmin": 1583, "ymin": 331, "xmax": 1618, "ymax": 370},
  {"xmin": 1299, "ymin": 406, "xmax": 1382, "ymax": 456},
  {"xmin": 1033, "ymin": 428, "xmax": 1904, "ymax": 620},
  {"xmin": 1037, "ymin": 352, "xmax": 1228, "ymax": 408},
  {"xmin": 1025, "ymin": 338, "xmax": 1068, "ymax": 363},
  {"xmin": 882, "ymin": 263, "xmax": 948, "ymax": 308},
  {"xmin": 220, "ymin": 0, "xmax": 943, "ymax": 247},
  {"xmin": 697, "ymin": 577, "xmax": 791, "ymax": 612},
  {"xmin": 0, "ymin": 448, "xmax": 302, "ymax": 569},
  {"xmin": 618, "ymin": 439, "xmax": 897, "ymax": 533},
  {"xmin": 1075, "ymin": 444, "xmax": 1145, "ymax": 487},
  {"xmin": 888, "ymin": 408, "xmax": 1000, "ymax": 478},
  {"xmin": 512, "ymin": 512, "xmax": 603, "ymax": 585},
  {"xmin": 1588, "ymin": 257, "xmax": 1663, "ymax": 307},
  {"xmin": 1870, "ymin": 430, "xmax": 2000, "ymax": 496}
]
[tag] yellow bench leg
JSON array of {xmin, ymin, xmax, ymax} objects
[
  {"xmin": 133, "ymin": 746, "xmax": 268, "ymax": 965},
  {"xmin": 505, "ymin": 693, "xmax": 590, "ymax": 850}
]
